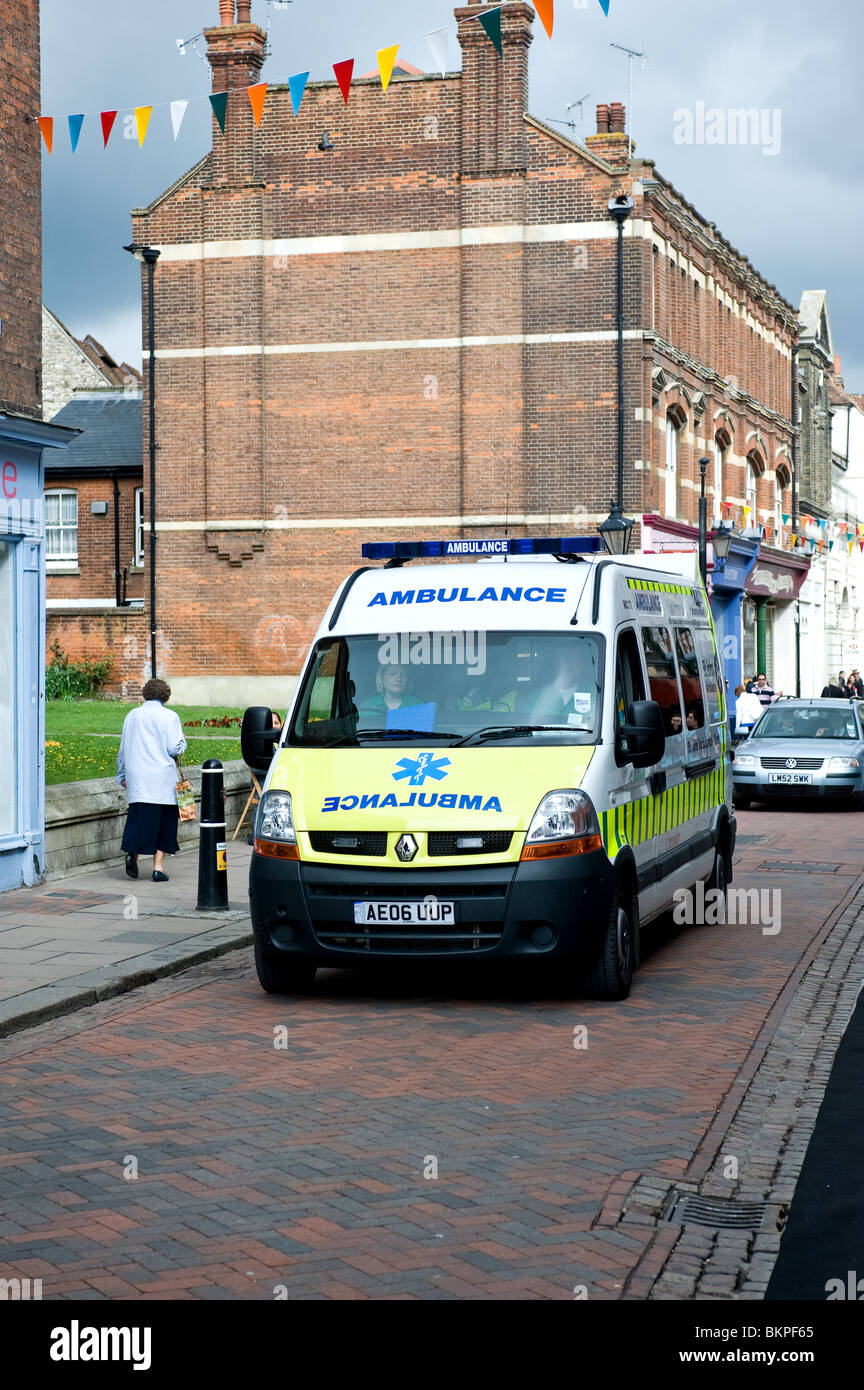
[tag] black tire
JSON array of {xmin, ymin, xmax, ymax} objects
[
  {"xmin": 589, "ymin": 881, "xmax": 636, "ymax": 1001},
  {"xmin": 705, "ymin": 840, "xmax": 730, "ymax": 923},
  {"xmin": 734, "ymin": 792, "xmax": 752, "ymax": 810},
  {"xmin": 254, "ymin": 944, "xmax": 317, "ymax": 994}
]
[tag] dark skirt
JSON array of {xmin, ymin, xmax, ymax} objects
[{"xmin": 121, "ymin": 802, "xmax": 180, "ymax": 856}]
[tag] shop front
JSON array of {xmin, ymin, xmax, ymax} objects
[
  {"xmin": 641, "ymin": 515, "xmax": 759, "ymax": 695},
  {"xmin": 743, "ymin": 547, "xmax": 810, "ymax": 698},
  {"xmin": 0, "ymin": 414, "xmax": 74, "ymax": 891}
]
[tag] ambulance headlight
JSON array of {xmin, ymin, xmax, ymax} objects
[
  {"xmin": 522, "ymin": 790, "xmax": 602, "ymax": 860},
  {"xmin": 256, "ymin": 791, "xmax": 297, "ymax": 843}
]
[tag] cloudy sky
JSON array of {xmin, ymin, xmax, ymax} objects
[{"xmin": 41, "ymin": 0, "xmax": 864, "ymax": 386}]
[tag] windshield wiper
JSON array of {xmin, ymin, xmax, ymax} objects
[
  {"xmin": 322, "ymin": 729, "xmax": 459, "ymax": 747},
  {"xmin": 454, "ymin": 724, "xmax": 587, "ymax": 747}
]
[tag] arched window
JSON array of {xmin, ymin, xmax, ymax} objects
[
  {"xmin": 774, "ymin": 463, "xmax": 791, "ymax": 537},
  {"xmin": 45, "ymin": 489, "xmax": 78, "ymax": 561},
  {"xmin": 665, "ymin": 407, "xmax": 685, "ymax": 519},
  {"xmin": 746, "ymin": 451, "xmax": 764, "ymax": 526},
  {"xmin": 714, "ymin": 428, "xmax": 731, "ymax": 512}
]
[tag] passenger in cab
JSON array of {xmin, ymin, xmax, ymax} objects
[
  {"xmin": 360, "ymin": 662, "xmax": 423, "ymax": 713},
  {"xmin": 533, "ymin": 644, "xmax": 597, "ymax": 726}
]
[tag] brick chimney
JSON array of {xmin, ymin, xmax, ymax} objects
[
  {"xmin": 456, "ymin": 2, "xmax": 534, "ymax": 173},
  {"xmin": 586, "ymin": 100, "xmax": 634, "ymax": 168},
  {"xmin": 204, "ymin": 3, "xmax": 267, "ymax": 185}
]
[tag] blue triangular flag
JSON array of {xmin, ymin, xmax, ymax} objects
[
  {"xmin": 68, "ymin": 113, "xmax": 84, "ymax": 152},
  {"xmin": 289, "ymin": 71, "xmax": 310, "ymax": 117},
  {"xmin": 478, "ymin": 8, "xmax": 503, "ymax": 55},
  {"xmin": 598, "ymin": 0, "xmax": 611, "ymax": 15}
]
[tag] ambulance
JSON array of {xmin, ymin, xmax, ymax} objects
[{"xmin": 242, "ymin": 536, "xmax": 736, "ymax": 1000}]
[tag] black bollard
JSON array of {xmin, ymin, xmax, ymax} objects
[{"xmin": 197, "ymin": 759, "xmax": 229, "ymax": 911}]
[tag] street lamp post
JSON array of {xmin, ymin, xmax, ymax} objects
[
  {"xmin": 698, "ymin": 455, "xmax": 709, "ymax": 586},
  {"xmin": 608, "ymin": 195, "xmax": 634, "ymax": 512},
  {"xmin": 124, "ymin": 243, "xmax": 161, "ymax": 678}
]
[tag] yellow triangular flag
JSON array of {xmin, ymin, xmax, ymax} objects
[
  {"xmin": 248, "ymin": 83, "xmax": 267, "ymax": 128},
  {"xmin": 377, "ymin": 45, "xmax": 399, "ymax": 93},
  {"xmin": 134, "ymin": 106, "xmax": 153, "ymax": 147}
]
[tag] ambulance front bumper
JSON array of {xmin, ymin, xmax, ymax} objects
[{"xmin": 249, "ymin": 850, "xmax": 616, "ymax": 965}]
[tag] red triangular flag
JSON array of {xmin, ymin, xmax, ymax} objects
[
  {"xmin": 333, "ymin": 59, "xmax": 354, "ymax": 104},
  {"xmin": 100, "ymin": 111, "xmax": 117, "ymax": 148},
  {"xmin": 534, "ymin": 0, "xmax": 554, "ymax": 38},
  {"xmin": 37, "ymin": 116, "xmax": 53, "ymax": 154}
]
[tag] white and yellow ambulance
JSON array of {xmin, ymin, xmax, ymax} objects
[{"xmin": 242, "ymin": 536, "xmax": 735, "ymax": 1000}]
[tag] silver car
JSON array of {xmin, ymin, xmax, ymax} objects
[{"xmin": 732, "ymin": 698, "xmax": 864, "ymax": 809}]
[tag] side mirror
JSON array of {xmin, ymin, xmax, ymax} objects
[
  {"xmin": 616, "ymin": 699, "xmax": 665, "ymax": 769},
  {"xmin": 241, "ymin": 706, "xmax": 281, "ymax": 773}
]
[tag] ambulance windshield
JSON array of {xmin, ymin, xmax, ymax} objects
[{"xmin": 288, "ymin": 630, "xmax": 604, "ymax": 746}]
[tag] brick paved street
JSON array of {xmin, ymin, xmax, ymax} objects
[{"xmin": 1, "ymin": 804, "xmax": 862, "ymax": 1301}]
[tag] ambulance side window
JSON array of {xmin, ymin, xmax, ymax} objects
[
  {"xmin": 640, "ymin": 625, "xmax": 684, "ymax": 738},
  {"xmin": 614, "ymin": 629, "xmax": 646, "ymax": 729},
  {"xmin": 673, "ymin": 627, "xmax": 705, "ymax": 730}
]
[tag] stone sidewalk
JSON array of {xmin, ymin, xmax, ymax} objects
[{"xmin": 0, "ymin": 841, "xmax": 253, "ymax": 1038}]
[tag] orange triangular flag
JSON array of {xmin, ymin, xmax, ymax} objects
[
  {"xmin": 37, "ymin": 116, "xmax": 53, "ymax": 154},
  {"xmin": 534, "ymin": 0, "xmax": 554, "ymax": 38},
  {"xmin": 248, "ymin": 83, "xmax": 267, "ymax": 128},
  {"xmin": 377, "ymin": 45, "xmax": 399, "ymax": 93}
]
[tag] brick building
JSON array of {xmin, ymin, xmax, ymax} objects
[
  {"xmin": 0, "ymin": 0, "xmax": 74, "ymax": 889},
  {"xmin": 42, "ymin": 306, "xmax": 141, "ymax": 419},
  {"xmin": 132, "ymin": 0, "xmax": 798, "ymax": 704},
  {"xmin": 44, "ymin": 391, "xmax": 145, "ymax": 696}
]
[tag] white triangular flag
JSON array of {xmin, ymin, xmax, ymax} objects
[
  {"xmin": 170, "ymin": 99, "xmax": 189, "ymax": 141},
  {"xmin": 426, "ymin": 28, "xmax": 448, "ymax": 77}
]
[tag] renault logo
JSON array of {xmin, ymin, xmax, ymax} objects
[
  {"xmin": 785, "ymin": 758, "xmax": 797, "ymax": 769},
  {"xmin": 395, "ymin": 834, "xmax": 418, "ymax": 862}
]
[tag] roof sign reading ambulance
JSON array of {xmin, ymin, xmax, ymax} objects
[{"xmin": 361, "ymin": 536, "xmax": 602, "ymax": 562}]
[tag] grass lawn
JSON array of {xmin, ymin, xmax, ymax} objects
[{"xmin": 45, "ymin": 700, "xmax": 246, "ymax": 786}]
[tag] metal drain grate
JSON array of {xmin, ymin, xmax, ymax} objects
[
  {"xmin": 665, "ymin": 1193, "xmax": 768, "ymax": 1230},
  {"xmin": 757, "ymin": 861, "xmax": 838, "ymax": 873}
]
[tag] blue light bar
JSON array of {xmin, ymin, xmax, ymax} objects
[{"xmin": 361, "ymin": 536, "xmax": 602, "ymax": 561}]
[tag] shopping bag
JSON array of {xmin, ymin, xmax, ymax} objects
[{"xmin": 176, "ymin": 778, "xmax": 197, "ymax": 822}]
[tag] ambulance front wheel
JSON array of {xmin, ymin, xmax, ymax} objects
[
  {"xmin": 589, "ymin": 881, "xmax": 637, "ymax": 1001},
  {"xmin": 254, "ymin": 944, "xmax": 317, "ymax": 995}
]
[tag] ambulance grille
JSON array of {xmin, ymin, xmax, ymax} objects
[
  {"xmin": 314, "ymin": 923, "xmax": 502, "ymax": 954},
  {"xmin": 427, "ymin": 832, "xmax": 514, "ymax": 857},
  {"xmin": 308, "ymin": 832, "xmax": 387, "ymax": 857}
]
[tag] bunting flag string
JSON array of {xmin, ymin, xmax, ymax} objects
[
  {"xmin": 170, "ymin": 99, "xmax": 188, "ymax": 141},
  {"xmin": 37, "ymin": 116, "xmax": 53, "ymax": 154},
  {"xmin": 377, "ymin": 46, "xmax": 400, "ymax": 94},
  {"xmin": 208, "ymin": 92, "xmax": 228, "ymax": 134},
  {"xmin": 35, "ymin": 0, "xmax": 612, "ymax": 153},
  {"xmin": 333, "ymin": 59, "xmax": 354, "ymax": 104},
  {"xmin": 100, "ymin": 111, "xmax": 117, "ymax": 148},
  {"xmin": 68, "ymin": 114, "xmax": 84, "ymax": 152},
  {"xmin": 288, "ymin": 71, "xmax": 310, "ymax": 116},
  {"xmin": 248, "ymin": 83, "xmax": 267, "ymax": 128},
  {"xmin": 478, "ymin": 8, "xmax": 503, "ymax": 56}
]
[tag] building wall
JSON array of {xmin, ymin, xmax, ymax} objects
[
  {"xmin": 42, "ymin": 309, "xmax": 112, "ymax": 419},
  {"xmin": 45, "ymin": 473, "xmax": 143, "ymax": 603},
  {"xmin": 130, "ymin": 2, "xmax": 796, "ymax": 696},
  {"xmin": 46, "ymin": 608, "xmax": 148, "ymax": 699},
  {"xmin": 0, "ymin": 0, "xmax": 41, "ymax": 417}
]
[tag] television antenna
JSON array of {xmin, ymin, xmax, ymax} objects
[
  {"xmin": 544, "ymin": 93, "xmax": 591, "ymax": 140},
  {"xmin": 609, "ymin": 42, "xmax": 647, "ymax": 149}
]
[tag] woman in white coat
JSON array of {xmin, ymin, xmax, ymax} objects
[{"xmin": 117, "ymin": 678, "xmax": 187, "ymax": 882}]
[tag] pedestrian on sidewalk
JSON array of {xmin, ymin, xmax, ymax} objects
[
  {"xmin": 734, "ymin": 683, "xmax": 764, "ymax": 738},
  {"xmin": 117, "ymin": 678, "xmax": 187, "ymax": 883}
]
